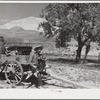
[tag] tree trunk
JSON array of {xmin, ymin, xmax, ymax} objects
[
  {"xmin": 76, "ymin": 44, "xmax": 83, "ymax": 63},
  {"xmin": 75, "ymin": 33, "xmax": 83, "ymax": 63},
  {"xmin": 83, "ymin": 43, "xmax": 91, "ymax": 63}
]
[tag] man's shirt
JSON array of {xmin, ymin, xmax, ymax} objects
[{"xmin": 28, "ymin": 51, "xmax": 39, "ymax": 66}]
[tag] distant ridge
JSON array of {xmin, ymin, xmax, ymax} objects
[
  {"xmin": 0, "ymin": 16, "xmax": 55, "ymax": 43},
  {"xmin": 0, "ymin": 16, "xmax": 46, "ymax": 31}
]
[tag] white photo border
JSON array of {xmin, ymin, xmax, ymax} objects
[{"xmin": 0, "ymin": 1, "xmax": 100, "ymax": 99}]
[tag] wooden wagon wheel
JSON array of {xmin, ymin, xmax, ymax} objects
[{"xmin": 5, "ymin": 60, "xmax": 23, "ymax": 86}]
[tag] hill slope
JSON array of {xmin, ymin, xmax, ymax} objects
[
  {"xmin": 0, "ymin": 16, "xmax": 45, "ymax": 31},
  {"xmin": 0, "ymin": 17, "xmax": 55, "ymax": 43},
  {"xmin": 0, "ymin": 27, "xmax": 55, "ymax": 43}
]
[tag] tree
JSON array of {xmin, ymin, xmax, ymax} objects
[{"xmin": 39, "ymin": 3, "xmax": 100, "ymax": 63}]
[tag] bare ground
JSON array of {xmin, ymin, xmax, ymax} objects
[
  {"xmin": 0, "ymin": 56, "xmax": 100, "ymax": 89},
  {"xmin": 47, "ymin": 58, "xmax": 100, "ymax": 89}
]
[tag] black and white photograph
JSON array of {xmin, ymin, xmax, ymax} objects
[{"xmin": 0, "ymin": 0, "xmax": 100, "ymax": 93}]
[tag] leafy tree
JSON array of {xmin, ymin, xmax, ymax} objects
[{"xmin": 38, "ymin": 3, "xmax": 100, "ymax": 63}]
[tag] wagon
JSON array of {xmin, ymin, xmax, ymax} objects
[{"xmin": 0, "ymin": 45, "xmax": 48, "ymax": 86}]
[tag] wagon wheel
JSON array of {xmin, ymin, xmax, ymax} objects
[
  {"xmin": 5, "ymin": 60, "xmax": 23, "ymax": 86},
  {"xmin": 0, "ymin": 61, "xmax": 8, "ymax": 73}
]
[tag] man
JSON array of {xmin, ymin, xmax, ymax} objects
[{"xmin": 28, "ymin": 45, "xmax": 46, "ymax": 88}]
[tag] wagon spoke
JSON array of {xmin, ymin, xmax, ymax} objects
[
  {"xmin": 8, "ymin": 75, "xmax": 18, "ymax": 84},
  {"xmin": 15, "ymin": 74, "xmax": 21, "ymax": 80},
  {"xmin": 14, "ymin": 76, "xmax": 19, "ymax": 83},
  {"xmin": 15, "ymin": 67, "xmax": 20, "ymax": 72},
  {"xmin": 16, "ymin": 72, "xmax": 22, "ymax": 76}
]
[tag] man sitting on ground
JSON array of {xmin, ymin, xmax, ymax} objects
[{"xmin": 28, "ymin": 45, "xmax": 46, "ymax": 89}]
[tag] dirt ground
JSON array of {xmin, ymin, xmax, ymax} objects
[
  {"xmin": 48, "ymin": 59, "xmax": 100, "ymax": 89},
  {"xmin": 0, "ymin": 56, "xmax": 100, "ymax": 89},
  {"xmin": 0, "ymin": 74, "xmax": 75, "ymax": 89}
]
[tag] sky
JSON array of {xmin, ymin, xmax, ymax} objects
[{"xmin": 0, "ymin": 3, "xmax": 47, "ymax": 25}]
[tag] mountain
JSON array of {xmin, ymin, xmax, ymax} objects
[
  {"xmin": 0, "ymin": 17, "xmax": 55, "ymax": 43},
  {"xmin": 0, "ymin": 16, "xmax": 45, "ymax": 31},
  {"xmin": 0, "ymin": 27, "xmax": 55, "ymax": 43}
]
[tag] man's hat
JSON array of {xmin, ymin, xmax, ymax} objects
[{"xmin": 34, "ymin": 45, "xmax": 43, "ymax": 51}]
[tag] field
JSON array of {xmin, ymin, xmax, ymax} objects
[{"xmin": 0, "ymin": 27, "xmax": 100, "ymax": 89}]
